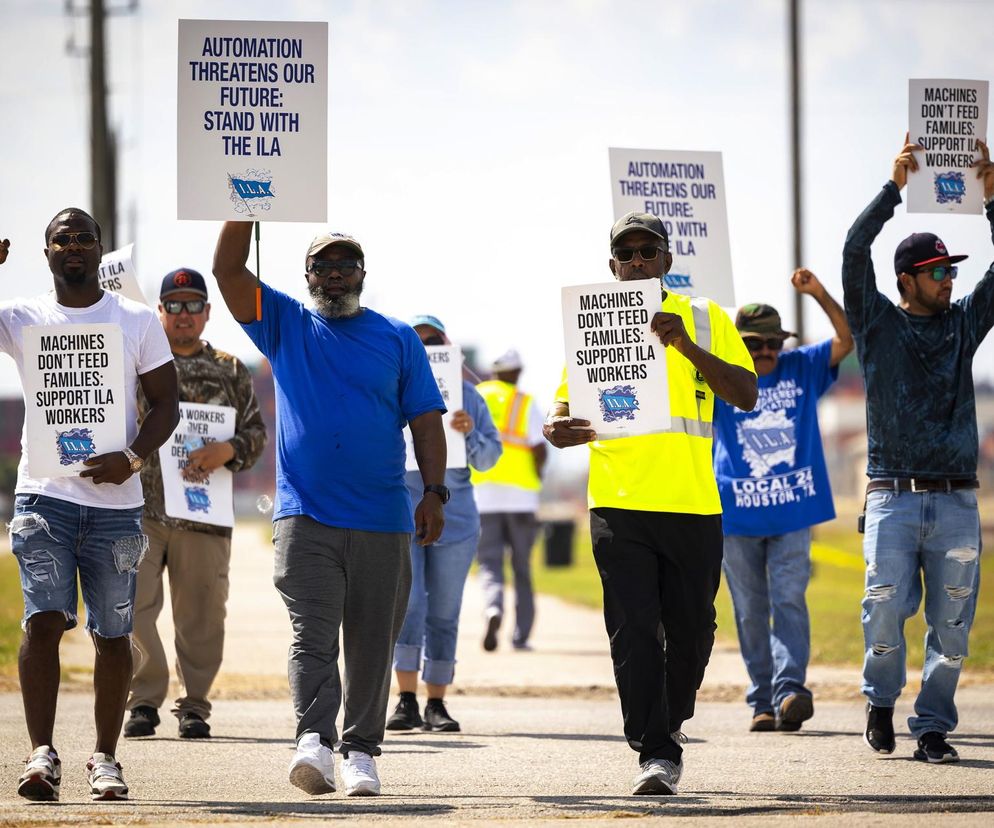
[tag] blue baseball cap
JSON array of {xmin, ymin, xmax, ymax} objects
[{"xmin": 409, "ymin": 314, "xmax": 446, "ymax": 334}]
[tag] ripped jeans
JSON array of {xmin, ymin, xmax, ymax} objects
[
  {"xmin": 861, "ymin": 487, "xmax": 981, "ymax": 737},
  {"xmin": 9, "ymin": 493, "xmax": 147, "ymax": 638}
]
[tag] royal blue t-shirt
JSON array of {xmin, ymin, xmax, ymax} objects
[
  {"xmin": 713, "ymin": 339, "xmax": 838, "ymax": 537},
  {"xmin": 242, "ymin": 284, "xmax": 445, "ymax": 533}
]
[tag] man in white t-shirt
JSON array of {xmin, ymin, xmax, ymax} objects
[
  {"xmin": 0, "ymin": 209, "xmax": 178, "ymax": 803},
  {"xmin": 471, "ymin": 349, "xmax": 546, "ymax": 651}
]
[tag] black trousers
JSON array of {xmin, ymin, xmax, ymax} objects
[{"xmin": 590, "ymin": 507, "xmax": 724, "ymax": 764}]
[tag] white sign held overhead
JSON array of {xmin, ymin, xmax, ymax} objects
[
  {"xmin": 22, "ymin": 324, "xmax": 127, "ymax": 478},
  {"xmin": 406, "ymin": 345, "xmax": 466, "ymax": 471},
  {"xmin": 561, "ymin": 280, "xmax": 670, "ymax": 440},
  {"xmin": 177, "ymin": 19, "xmax": 329, "ymax": 222},
  {"xmin": 609, "ymin": 148, "xmax": 735, "ymax": 307},
  {"xmin": 99, "ymin": 244, "xmax": 148, "ymax": 305},
  {"xmin": 160, "ymin": 402, "xmax": 237, "ymax": 528},
  {"xmin": 908, "ymin": 79, "xmax": 989, "ymax": 215}
]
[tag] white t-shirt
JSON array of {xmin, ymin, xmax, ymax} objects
[
  {"xmin": 0, "ymin": 290, "xmax": 173, "ymax": 509},
  {"xmin": 474, "ymin": 400, "xmax": 545, "ymax": 514}
]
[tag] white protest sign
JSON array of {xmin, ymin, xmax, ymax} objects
[
  {"xmin": 177, "ymin": 19, "xmax": 328, "ymax": 222},
  {"xmin": 22, "ymin": 324, "xmax": 126, "ymax": 478},
  {"xmin": 561, "ymin": 281, "xmax": 669, "ymax": 439},
  {"xmin": 405, "ymin": 345, "xmax": 466, "ymax": 471},
  {"xmin": 610, "ymin": 148, "xmax": 735, "ymax": 307},
  {"xmin": 99, "ymin": 244, "xmax": 148, "ymax": 305},
  {"xmin": 159, "ymin": 402, "xmax": 237, "ymax": 528},
  {"xmin": 908, "ymin": 79, "xmax": 989, "ymax": 214}
]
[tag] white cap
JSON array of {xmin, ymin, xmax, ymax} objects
[{"xmin": 492, "ymin": 348, "xmax": 523, "ymax": 371}]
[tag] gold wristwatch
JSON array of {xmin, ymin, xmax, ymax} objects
[{"xmin": 122, "ymin": 447, "xmax": 144, "ymax": 473}]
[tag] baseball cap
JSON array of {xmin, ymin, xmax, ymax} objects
[
  {"xmin": 409, "ymin": 314, "xmax": 446, "ymax": 334},
  {"xmin": 492, "ymin": 348, "xmax": 523, "ymax": 371},
  {"xmin": 610, "ymin": 212, "xmax": 669, "ymax": 248},
  {"xmin": 735, "ymin": 303, "xmax": 797, "ymax": 339},
  {"xmin": 160, "ymin": 268, "xmax": 208, "ymax": 300},
  {"xmin": 306, "ymin": 232, "xmax": 364, "ymax": 262},
  {"xmin": 894, "ymin": 232, "xmax": 967, "ymax": 275}
]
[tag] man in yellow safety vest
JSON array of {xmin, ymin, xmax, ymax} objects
[
  {"xmin": 544, "ymin": 212, "xmax": 757, "ymax": 796},
  {"xmin": 471, "ymin": 350, "xmax": 547, "ymax": 652}
]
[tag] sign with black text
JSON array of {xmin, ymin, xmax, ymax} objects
[
  {"xmin": 405, "ymin": 345, "xmax": 466, "ymax": 471},
  {"xmin": 99, "ymin": 244, "xmax": 148, "ymax": 305}
]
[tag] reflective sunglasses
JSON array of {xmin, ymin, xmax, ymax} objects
[
  {"xmin": 162, "ymin": 299, "xmax": 206, "ymax": 315},
  {"xmin": 308, "ymin": 259, "xmax": 362, "ymax": 278},
  {"xmin": 49, "ymin": 231, "xmax": 98, "ymax": 251},
  {"xmin": 744, "ymin": 336, "xmax": 785, "ymax": 353},
  {"xmin": 916, "ymin": 265, "xmax": 958, "ymax": 281},
  {"xmin": 612, "ymin": 245, "xmax": 665, "ymax": 263}
]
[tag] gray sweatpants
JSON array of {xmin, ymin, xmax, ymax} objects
[
  {"xmin": 273, "ymin": 515, "xmax": 411, "ymax": 757},
  {"xmin": 476, "ymin": 512, "xmax": 539, "ymax": 646}
]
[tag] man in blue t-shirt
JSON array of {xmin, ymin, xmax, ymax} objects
[
  {"xmin": 843, "ymin": 137, "xmax": 994, "ymax": 765},
  {"xmin": 713, "ymin": 270, "xmax": 853, "ymax": 733},
  {"xmin": 212, "ymin": 222, "xmax": 447, "ymax": 797}
]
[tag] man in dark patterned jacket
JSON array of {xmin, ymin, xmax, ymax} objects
[{"xmin": 123, "ymin": 268, "xmax": 267, "ymax": 739}]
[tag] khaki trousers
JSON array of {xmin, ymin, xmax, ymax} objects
[{"xmin": 128, "ymin": 519, "xmax": 231, "ymax": 720}]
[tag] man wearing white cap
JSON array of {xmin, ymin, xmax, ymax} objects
[{"xmin": 471, "ymin": 349, "xmax": 547, "ymax": 651}]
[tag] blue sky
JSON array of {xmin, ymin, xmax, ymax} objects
[{"xmin": 3, "ymin": 0, "xmax": 994, "ymax": 403}]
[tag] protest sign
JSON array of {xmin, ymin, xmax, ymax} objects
[
  {"xmin": 561, "ymin": 280, "xmax": 669, "ymax": 439},
  {"xmin": 99, "ymin": 244, "xmax": 148, "ymax": 305},
  {"xmin": 609, "ymin": 148, "xmax": 735, "ymax": 306},
  {"xmin": 405, "ymin": 345, "xmax": 466, "ymax": 471},
  {"xmin": 908, "ymin": 79, "xmax": 989, "ymax": 214},
  {"xmin": 22, "ymin": 324, "xmax": 126, "ymax": 478},
  {"xmin": 177, "ymin": 19, "xmax": 328, "ymax": 222},
  {"xmin": 159, "ymin": 402, "xmax": 237, "ymax": 527}
]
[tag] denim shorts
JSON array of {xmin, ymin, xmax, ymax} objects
[{"xmin": 9, "ymin": 493, "xmax": 147, "ymax": 638}]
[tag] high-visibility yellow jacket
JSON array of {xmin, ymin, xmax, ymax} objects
[{"xmin": 471, "ymin": 380, "xmax": 541, "ymax": 492}]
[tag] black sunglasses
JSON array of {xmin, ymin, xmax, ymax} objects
[
  {"xmin": 915, "ymin": 265, "xmax": 958, "ymax": 282},
  {"xmin": 308, "ymin": 259, "xmax": 362, "ymax": 278},
  {"xmin": 744, "ymin": 336, "xmax": 784, "ymax": 353},
  {"xmin": 49, "ymin": 231, "xmax": 98, "ymax": 251},
  {"xmin": 162, "ymin": 299, "xmax": 206, "ymax": 315},
  {"xmin": 612, "ymin": 245, "xmax": 665, "ymax": 263}
]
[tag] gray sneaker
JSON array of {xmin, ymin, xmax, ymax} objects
[{"xmin": 632, "ymin": 757, "xmax": 682, "ymax": 795}]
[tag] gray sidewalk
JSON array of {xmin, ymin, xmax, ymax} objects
[{"xmin": 2, "ymin": 522, "xmax": 991, "ymax": 825}]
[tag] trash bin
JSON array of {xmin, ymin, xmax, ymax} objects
[{"xmin": 543, "ymin": 520, "xmax": 574, "ymax": 567}]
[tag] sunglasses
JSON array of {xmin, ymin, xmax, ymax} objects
[
  {"xmin": 744, "ymin": 336, "xmax": 784, "ymax": 353},
  {"xmin": 915, "ymin": 265, "xmax": 958, "ymax": 281},
  {"xmin": 162, "ymin": 299, "xmax": 206, "ymax": 315},
  {"xmin": 422, "ymin": 334, "xmax": 445, "ymax": 346},
  {"xmin": 308, "ymin": 259, "xmax": 362, "ymax": 278},
  {"xmin": 49, "ymin": 231, "xmax": 98, "ymax": 251},
  {"xmin": 612, "ymin": 245, "xmax": 665, "ymax": 263}
]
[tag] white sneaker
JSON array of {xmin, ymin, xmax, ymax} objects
[
  {"xmin": 86, "ymin": 753, "xmax": 129, "ymax": 801},
  {"xmin": 341, "ymin": 751, "xmax": 380, "ymax": 796},
  {"xmin": 288, "ymin": 733, "xmax": 336, "ymax": 795},
  {"xmin": 18, "ymin": 745, "xmax": 61, "ymax": 801},
  {"xmin": 632, "ymin": 757, "xmax": 682, "ymax": 795}
]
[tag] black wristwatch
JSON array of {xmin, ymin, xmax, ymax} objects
[{"xmin": 423, "ymin": 484, "xmax": 450, "ymax": 504}]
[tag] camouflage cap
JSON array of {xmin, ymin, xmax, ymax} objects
[{"xmin": 735, "ymin": 303, "xmax": 797, "ymax": 339}]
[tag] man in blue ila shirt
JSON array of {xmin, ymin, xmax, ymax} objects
[
  {"xmin": 713, "ymin": 270, "xmax": 852, "ymax": 734},
  {"xmin": 843, "ymin": 136, "xmax": 994, "ymax": 764}
]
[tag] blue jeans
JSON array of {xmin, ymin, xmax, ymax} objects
[
  {"xmin": 393, "ymin": 534, "xmax": 477, "ymax": 686},
  {"xmin": 722, "ymin": 529, "xmax": 812, "ymax": 714},
  {"xmin": 9, "ymin": 493, "xmax": 147, "ymax": 637},
  {"xmin": 861, "ymin": 488, "xmax": 981, "ymax": 737}
]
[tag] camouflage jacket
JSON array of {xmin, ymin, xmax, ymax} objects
[{"xmin": 139, "ymin": 342, "xmax": 267, "ymax": 538}]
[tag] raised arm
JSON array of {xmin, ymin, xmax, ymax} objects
[
  {"xmin": 791, "ymin": 268, "xmax": 854, "ymax": 366},
  {"xmin": 212, "ymin": 221, "xmax": 259, "ymax": 323}
]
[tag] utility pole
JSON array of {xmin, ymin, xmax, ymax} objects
[
  {"xmin": 66, "ymin": 0, "xmax": 138, "ymax": 250},
  {"xmin": 788, "ymin": 0, "xmax": 805, "ymax": 341}
]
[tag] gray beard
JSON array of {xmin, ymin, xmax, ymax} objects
[{"xmin": 309, "ymin": 283, "xmax": 363, "ymax": 319}]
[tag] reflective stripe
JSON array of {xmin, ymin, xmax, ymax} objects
[
  {"xmin": 503, "ymin": 392, "xmax": 528, "ymax": 439},
  {"xmin": 665, "ymin": 416, "xmax": 713, "ymax": 438},
  {"xmin": 658, "ymin": 297, "xmax": 712, "ymax": 437}
]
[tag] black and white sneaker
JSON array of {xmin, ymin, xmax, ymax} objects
[
  {"xmin": 423, "ymin": 698, "xmax": 460, "ymax": 732},
  {"xmin": 17, "ymin": 746, "xmax": 61, "ymax": 801},
  {"xmin": 123, "ymin": 705, "xmax": 159, "ymax": 738},
  {"xmin": 864, "ymin": 703, "xmax": 896, "ymax": 754},
  {"xmin": 914, "ymin": 731, "xmax": 959, "ymax": 764},
  {"xmin": 386, "ymin": 692, "xmax": 423, "ymax": 731}
]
